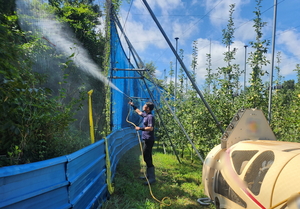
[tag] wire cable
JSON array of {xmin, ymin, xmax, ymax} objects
[
  {"xmin": 122, "ymin": 0, "xmax": 133, "ymax": 29},
  {"xmin": 126, "ymin": 107, "xmax": 171, "ymax": 208}
]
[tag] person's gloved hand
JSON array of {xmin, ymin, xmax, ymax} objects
[{"xmin": 129, "ymin": 101, "xmax": 137, "ymax": 110}]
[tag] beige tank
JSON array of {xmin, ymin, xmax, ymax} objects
[{"xmin": 202, "ymin": 109, "xmax": 300, "ymax": 209}]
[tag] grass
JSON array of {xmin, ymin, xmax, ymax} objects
[{"xmin": 101, "ymin": 143, "xmax": 215, "ymax": 209}]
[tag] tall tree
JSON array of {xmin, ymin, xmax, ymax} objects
[
  {"xmin": 205, "ymin": 53, "xmax": 212, "ymax": 93},
  {"xmin": 293, "ymin": 64, "xmax": 300, "ymax": 84},
  {"xmin": 218, "ymin": 4, "xmax": 240, "ymax": 98},
  {"xmin": 274, "ymin": 51, "xmax": 283, "ymax": 87},
  {"xmin": 178, "ymin": 49, "xmax": 185, "ymax": 95},
  {"xmin": 191, "ymin": 40, "xmax": 198, "ymax": 83},
  {"xmin": 247, "ymin": 0, "xmax": 270, "ymax": 109}
]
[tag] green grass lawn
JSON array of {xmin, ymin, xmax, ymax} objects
[{"xmin": 102, "ymin": 143, "xmax": 215, "ymax": 209}]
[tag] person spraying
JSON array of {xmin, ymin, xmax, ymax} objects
[{"xmin": 129, "ymin": 101, "xmax": 156, "ymax": 185}]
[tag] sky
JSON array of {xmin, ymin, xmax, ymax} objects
[{"xmin": 99, "ymin": 0, "xmax": 300, "ymax": 89}]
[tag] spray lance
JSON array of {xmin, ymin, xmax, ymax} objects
[{"xmin": 123, "ymin": 93, "xmax": 133, "ymax": 101}]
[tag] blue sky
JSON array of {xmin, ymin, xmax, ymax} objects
[{"xmin": 101, "ymin": 0, "xmax": 300, "ymax": 88}]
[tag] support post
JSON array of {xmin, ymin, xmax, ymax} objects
[
  {"xmin": 244, "ymin": 45, "xmax": 248, "ymax": 93},
  {"xmin": 174, "ymin": 37, "xmax": 179, "ymax": 113},
  {"xmin": 268, "ymin": 0, "xmax": 278, "ymax": 124}
]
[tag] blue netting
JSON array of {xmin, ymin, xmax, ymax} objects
[{"xmin": 110, "ymin": 19, "xmax": 160, "ymax": 131}]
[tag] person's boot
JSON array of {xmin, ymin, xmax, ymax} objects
[{"xmin": 144, "ymin": 166, "xmax": 156, "ymax": 185}]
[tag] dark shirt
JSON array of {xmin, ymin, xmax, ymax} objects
[{"xmin": 141, "ymin": 112, "xmax": 155, "ymax": 140}]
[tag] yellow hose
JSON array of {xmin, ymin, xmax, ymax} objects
[
  {"xmin": 126, "ymin": 108, "xmax": 171, "ymax": 208},
  {"xmin": 88, "ymin": 90, "xmax": 95, "ymax": 144}
]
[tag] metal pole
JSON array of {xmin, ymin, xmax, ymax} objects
[
  {"xmin": 244, "ymin": 45, "xmax": 248, "ymax": 93},
  {"xmin": 268, "ymin": 0, "xmax": 278, "ymax": 124},
  {"xmin": 174, "ymin": 37, "xmax": 179, "ymax": 108},
  {"xmin": 209, "ymin": 39, "xmax": 211, "ymax": 93},
  {"xmin": 141, "ymin": 0, "xmax": 224, "ymax": 134}
]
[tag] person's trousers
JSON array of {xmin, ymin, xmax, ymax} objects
[{"xmin": 143, "ymin": 139, "xmax": 154, "ymax": 168}]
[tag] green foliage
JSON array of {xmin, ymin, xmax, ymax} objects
[
  {"xmin": 0, "ymin": 50, "xmax": 87, "ymax": 165},
  {"xmin": 143, "ymin": 62, "xmax": 164, "ymax": 87},
  {"xmin": 246, "ymin": 0, "xmax": 270, "ymax": 109},
  {"xmin": 221, "ymin": 4, "xmax": 235, "ymax": 48},
  {"xmin": 204, "ymin": 53, "xmax": 216, "ymax": 94},
  {"xmin": 293, "ymin": 64, "xmax": 300, "ymax": 83},
  {"xmin": 271, "ymin": 77, "xmax": 300, "ymax": 142},
  {"xmin": 0, "ymin": 0, "xmax": 110, "ymax": 166},
  {"xmin": 218, "ymin": 4, "xmax": 241, "ymax": 100},
  {"xmin": 191, "ymin": 40, "xmax": 198, "ymax": 81}
]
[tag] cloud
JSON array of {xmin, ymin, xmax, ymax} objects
[
  {"xmin": 204, "ymin": 0, "xmax": 250, "ymax": 27},
  {"xmin": 194, "ymin": 38, "xmax": 228, "ymax": 82},
  {"xmin": 277, "ymin": 53, "xmax": 299, "ymax": 77},
  {"xmin": 235, "ymin": 20, "xmax": 256, "ymax": 42},
  {"xmin": 277, "ymin": 29, "xmax": 300, "ymax": 59},
  {"xmin": 155, "ymin": 69, "xmax": 162, "ymax": 78},
  {"xmin": 133, "ymin": 0, "xmax": 182, "ymax": 16},
  {"xmin": 191, "ymin": 35, "xmax": 300, "ymax": 88},
  {"xmin": 154, "ymin": 0, "xmax": 183, "ymax": 15},
  {"xmin": 171, "ymin": 18, "xmax": 200, "ymax": 43},
  {"xmin": 119, "ymin": 1, "xmax": 199, "ymax": 57},
  {"xmin": 121, "ymin": 20, "xmax": 166, "ymax": 51},
  {"xmin": 235, "ymin": 15, "xmax": 273, "ymax": 43},
  {"xmin": 192, "ymin": 38, "xmax": 263, "ymax": 87},
  {"xmin": 118, "ymin": 7, "xmax": 167, "ymax": 52}
]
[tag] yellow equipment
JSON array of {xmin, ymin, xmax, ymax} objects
[{"xmin": 202, "ymin": 109, "xmax": 300, "ymax": 209}]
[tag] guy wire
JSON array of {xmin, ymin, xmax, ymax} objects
[{"xmin": 126, "ymin": 105, "xmax": 171, "ymax": 208}]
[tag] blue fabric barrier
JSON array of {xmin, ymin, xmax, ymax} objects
[{"xmin": 0, "ymin": 127, "xmax": 139, "ymax": 209}]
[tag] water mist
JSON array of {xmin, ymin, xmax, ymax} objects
[{"xmin": 15, "ymin": 0, "xmax": 126, "ymax": 96}]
